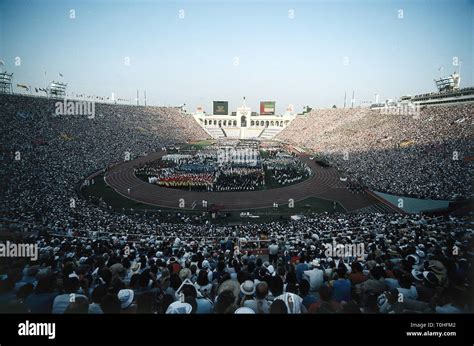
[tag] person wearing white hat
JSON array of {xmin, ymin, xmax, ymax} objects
[
  {"xmin": 240, "ymin": 280, "xmax": 256, "ymax": 306},
  {"xmin": 166, "ymin": 301, "xmax": 193, "ymax": 314},
  {"xmin": 117, "ymin": 289, "xmax": 136, "ymax": 312},
  {"xmin": 267, "ymin": 265, "xmax": 275, "ymax": 276},
  {"xmin": 234, "ymin": 307, "xmax": 255, "ymax": 314},
  {"xmin": 303, "ymin": 259, "xmax": 324, "ymax": 292}
]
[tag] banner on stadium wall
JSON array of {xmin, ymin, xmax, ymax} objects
[
  {"xmin": 260, "ymin": 101, "xmax": 275, "ymax": 115},
  {"xmin": 213, "ymin": 101, "xmax": 229, "ymax": 115}
]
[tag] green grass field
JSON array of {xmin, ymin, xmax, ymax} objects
[{"xmin": 182, "ymin": 139, "xmax": 215, "ymax": 150}]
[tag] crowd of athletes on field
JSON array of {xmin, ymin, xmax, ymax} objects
[
  {"xmin": 277, "ymin": 105, "xmax": 473, "ymax": 200},
  {"xmin": 134, "ymin": 142, "xmax": 310, "ymax": 192},
  {"xmin": 0, "ymin": 94, "xmax": 472, "ymax": 314}
]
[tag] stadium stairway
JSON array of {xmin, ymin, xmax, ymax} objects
[
  {"xmin": 258, "ymin": 127, "xmax": 283, "ymax": 139},
  {"xmin": 206, "ymin": 127, "xmax": 227, "ymax": 138}
]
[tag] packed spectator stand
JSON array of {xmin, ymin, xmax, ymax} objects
[
  {"xmin": 0, "ymin": 94, "xmax": 472, "ymax": 314},
  {"xmin": 277, "ymin": 105, "xmax": 473, "ymax": 200}
]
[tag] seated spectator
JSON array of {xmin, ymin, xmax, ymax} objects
[
  {"xmin": 274, "ymin": 292, "xmax": 306, "ymax": 314},
  {"xmin": 303, "ymin": 259, "xmax": 324, "ymax": 292},
  {"xmin": 52, "ymin": 277, "xmax": 87, "ymax": 314},
  {"xmin": 243, "ymin": 282, "xmax": 271, "ymax": 314},
  {"xmin": 100, "ymin": 293, "xmax": 122, "ymax": 314},
  {"xmin": 332, "ymin": 268, "xmax": 351, "ymax": 303},
  {"xmin": 308, "ymin": 286, "xmax": 342, "ymax": 313},
  {"xmin": 214, "ymin": 290, "xmax": 237, "ymax": 314},
  {"xmin": 64, "ymin": 296, "xmax": 89, "ymax": 314},
  {"xmin": 299, "ymin": 279, "xmax": 317, "ymax": 309},
  {"xmin": 239, "ymin": 280, "xmax": 255, "ymax": 306},
  {"xmin": 356, "ymin": 266, "xmax": 387, "ymax": 305},
  {"xmin": 270, "ymin": 299, "xmax": 288, "ymax": 314},
  {"xmin": 118, "ymin": 289, "xmax": 136, "ymax": 313},
  {"xmin": 397, "ymin": 275, "xmax": 418, "ymax": 300},
  {"xmin": 349, "ymin": 262, "xmax": 368, "ymax": 285},
  {"xmin": 25, "ymin": 276, "xmax": 58, "ymax": 313}
]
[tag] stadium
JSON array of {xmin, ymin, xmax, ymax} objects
[{"xmin": 0, "ymin": 1, "xmax": 473, "ymax": 344}]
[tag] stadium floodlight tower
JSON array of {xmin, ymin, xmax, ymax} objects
[
  {"xmin": 0, "ymin": 71, "xmax": 14, "ymax": 94},
  {"xmin": 49, "ymin": 81, "xmax": 67, "ymax": 98}
]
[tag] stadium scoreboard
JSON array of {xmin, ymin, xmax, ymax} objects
[
  {"xmin": 213, "ymin": 101, "xmax": 229, "ymax": 115},
  {"xmin": 260, "ymin": 101, "xmax": 276, "ymax": 115}
]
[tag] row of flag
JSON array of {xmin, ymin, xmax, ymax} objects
[
  {"xmin": 0, "ymin": 62, "xmax": 130, "ymax": 103},
  {"xmin": 14, "ymin": 85, "xmax": 121, "ymax": 102}
]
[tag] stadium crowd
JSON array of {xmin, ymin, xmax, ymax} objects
[
  {"xmin": 277, "ymin": 105, "xmax": 473, "ymax": 200},
  {"xmin": 0, "ymin": 94, "xmax": 472, "ymax": 314},
  {"xmin": 0, "ymin": 212, "xmax": 471, "ymax": 314},
  {"xmin": 0, "ymin": 93, "xmax": 206, "ymax": 225}
]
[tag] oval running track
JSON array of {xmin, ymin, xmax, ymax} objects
[{"xmin": 104, "ymin": 151, "xmax": 378, "ymax": 211}]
